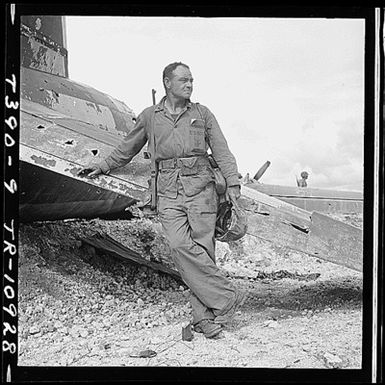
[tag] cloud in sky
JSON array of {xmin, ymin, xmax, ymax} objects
[{"xmin": 66, "ymin": 16, "xmax": 364, "ymax": 191}]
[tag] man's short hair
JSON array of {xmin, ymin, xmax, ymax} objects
[{"xmin": 162, "ymin": 62, "xmax": 190, "ymax": 90}]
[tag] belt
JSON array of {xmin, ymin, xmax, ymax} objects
[{"xmin": 158, "ymin": 155, "xmax": 209, "ymax": 170}]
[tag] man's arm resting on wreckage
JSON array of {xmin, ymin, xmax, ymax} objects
[{"xmin": 77, "ymin": 112, "xmax": 149, "ymax": 179}]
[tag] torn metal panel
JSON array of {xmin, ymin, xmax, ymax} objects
[
  {"xmin": 241, "ymin": 184, "xmax": 311, "ymax": 222},
  {"xmin": 240, "ymin": 189, "xmax": 363, "ymax": 272},
  {"xmin": 19, "ymin": 161, "xmax": 137, "ymax": 222},
  {"xmin": 244, "ymin": 208, "xmax": 311, "ymax": 253},
  {"xmin": 307, "ymin": 212, "xmax": 363, "ymax": 272},
  {"xmin": 20, "ymin": 145, "xmax": 147, "ymax": 198},
  {"xmin": 245, "ymin": 198, "xmax": 311, "ymax": 231},
  {"xmin": 81, "ymin": 233, "xmax": 183, "ymax": 283},
  {"xmin": 20, "ymin": 145, "xmax": 148, "ymax": 222}
]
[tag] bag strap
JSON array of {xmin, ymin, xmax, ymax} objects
[{"xmin": 195, "ymin": 103, "xmax": 209, "ymax": 143}]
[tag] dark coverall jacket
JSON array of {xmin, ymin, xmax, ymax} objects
[{"xmin": 99, "ymin": 96, "xmax": 240, "ymax": 324}]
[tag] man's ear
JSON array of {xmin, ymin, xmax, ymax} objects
[{"xmin": 164, "ymin": 77, "xmax": 171, "ymax": 90}]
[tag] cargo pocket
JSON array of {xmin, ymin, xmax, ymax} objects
[
  {"xmin": 188, "ymin": 183, "xmax": 218, "ymax": 214},
  {"xmin": 157, "ymin": 170, "xmax": 178, "ymax": 198},
  {"xmin": 180, "ymin": 156, "xmax": 198, "ymax": 176},
  {"xmin": 187, "ymin": 184, "xmax": 218, "ymax": 244},
  {"xmin": 181, "ymin": 170, "xmax": 214, "ymax": 197}
]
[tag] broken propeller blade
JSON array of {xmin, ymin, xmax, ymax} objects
[{"xmin": 253, "ymin": 160, "xmax": 271, "ymax": 181}]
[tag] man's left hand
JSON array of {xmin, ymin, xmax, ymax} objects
[{"xmin": 226, "ymin": 185, "xmax": 241, "ymax": 201}]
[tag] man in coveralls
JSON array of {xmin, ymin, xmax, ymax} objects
[{"xmin": 80, "ymin": 62, "xmax": 246, "ymax": 339}]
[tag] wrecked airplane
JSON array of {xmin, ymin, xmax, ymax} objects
[
  {"xmin": 20, "ymin": 15, "xmax": 150, "ymax": 222},
  {"xmin": 19, "ymin": 15, "xmax": 363, "ymax": 273}
]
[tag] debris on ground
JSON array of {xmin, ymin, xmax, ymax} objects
[{"xmin": 18, "ymin": 213, "xmax": 363, "ymax": 368}]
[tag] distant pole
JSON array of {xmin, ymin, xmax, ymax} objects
[{"xmin": 152, "ymin": 89, "xmax": 156, "ymax": 105}]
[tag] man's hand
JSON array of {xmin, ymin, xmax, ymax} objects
[
  {"xmin": 77, "ymin": 164, "xmax": 103, "ymax": 179},
  {"xmin": 226, "ymin": 185, "xmax": 241, "ymax": 201}
]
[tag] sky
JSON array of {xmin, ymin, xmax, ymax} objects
[{"xmin": 66, "ymin": 16, "xmax": 365, "ymax": 191}]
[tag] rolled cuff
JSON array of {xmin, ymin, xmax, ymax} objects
[{"xmin": 226, "ymin": 175, "xmax": 240, "ymax": 187}]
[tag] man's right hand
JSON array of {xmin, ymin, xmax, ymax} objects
[{"xmin": 77, "ymin": 164, "xmax": 103, "ymax": 179}]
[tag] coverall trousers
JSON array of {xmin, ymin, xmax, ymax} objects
[{"xmin": 158, "ymin": 179, "xmax": 237, "ymax": 324}]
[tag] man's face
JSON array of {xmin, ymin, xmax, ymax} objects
[{"xmin": 165, "ymin": 65, "xmax": 193, "ymax": 100}]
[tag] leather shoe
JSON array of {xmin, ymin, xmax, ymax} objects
[{"xmin": 193, "ymin": 319, "xmax": 223, "ymax": 339}]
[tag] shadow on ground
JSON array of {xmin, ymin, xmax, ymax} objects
[{"xmin": 244, "ymin": 275, "xmax": 362, "ymax": 314}]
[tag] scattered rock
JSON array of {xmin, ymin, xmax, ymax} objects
[
  {"xmin": 263, "ymin": 320, "xmax": 279, "ymax": 328},
  {"xmin": 47, "ymin": 323, "xmax": 55, "ymax": 333},
  {"xmin": 137, "ymin": 298, "xmax": 145, "ymax": 307},
  {"xmin": 17, "ymin": 217, "xmax": 363, "ymax": 368},
  {"xmin": 323, "ymin": 352, "xmax": 343, "ymax": 368},
  {"xmin": 29, "ymin": 326, "xmax": 40, "ymax": 335},
  {"xmin": 302, "ymin": 344, "xmax": 311, "ymax": 352},
  {"xmin": 79, "ymin": 328, "xmax": 89, "ymax": 338}
]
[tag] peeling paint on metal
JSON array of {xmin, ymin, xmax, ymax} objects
[
  {"xmin": 86, "ymin": 102, "xmax": 95, "ymax": 110},
  {"xmin": 21, "ymin": 22, "xmax": 68, "ymax": 56},
  {"xmin": 68, "ymin": 167, "xmax": 80, "ymax": 177},
  {"xmin": 85, "ymin": 101, "xmax": 103, "ymax": 114},
  {"xmin": 46, "ymin": 89, "xmax": 59, "ymax": 104},
  {"xmin": 118, "ymin": 183, "xmax": 137, "ymax": 195},
  {"xmin": 20, "ymin": 145, "xmax": 151, "ymax": 223},
  {"xmin": 25, "ymin": 35, "xmax": 66, "ymax": 77},
  {"xmin": 20, "ymin": 67, "xmax": 136, "ymax": 136},
  {"xmin": 98, "ymin": 179, "xmax": 108, "ymax": 188},
  {"xmin": 44, "ymin": 92, "xmax": 116, "ymax": 130},
  {"xmin": 30, "ymin": 154, "xmax": 56, "ymax": 167},
  {"xmin": 21, "ymin": 146, "xmax": 146, "ymax": 197}
]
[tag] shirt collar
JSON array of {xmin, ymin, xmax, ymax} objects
[{"xmin": 154, "ymin": 96, "xmax": 192, "ymax": 112}]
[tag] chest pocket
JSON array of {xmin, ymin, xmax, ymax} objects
[{"xmin": 189, "ymin": 118, "xmax": 206, "ymax": 152}]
